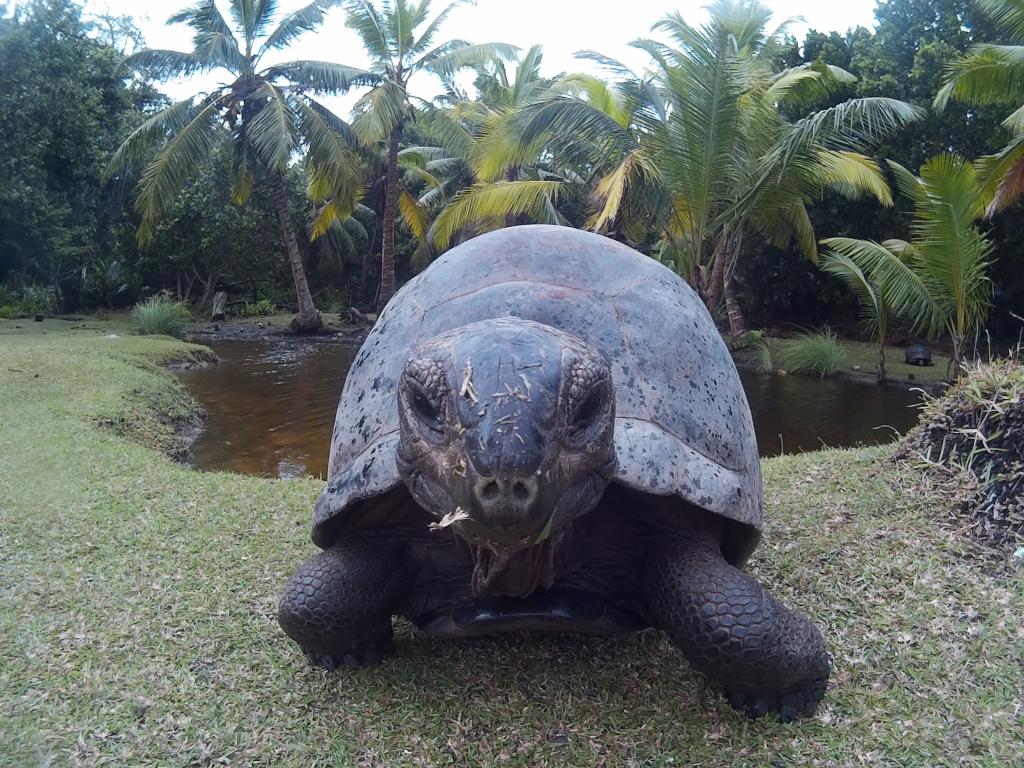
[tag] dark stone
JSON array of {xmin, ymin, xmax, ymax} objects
[
  {"xmin": 34, "ymin": 314, "xmax": 43, "ymax": 323},
  {"xmin": 278, "ymin": 226, "xmax": 828, "ymax": 720}
]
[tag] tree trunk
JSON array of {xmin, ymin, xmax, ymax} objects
[
  {"xmin": 378, "ymin": 124, "xmax": 403, "ymax": 312},
  {"xmin": 198, "ymin": 271, "xmax": 219, "ymax": 309},
  {"xmin": 722, "ymin": 233, "xmax": 746, "ymax": 336},
  {"xmin": 268, "ymin": 172, "xmax": 322, "ymax": 333},
  {"xmin": 705, "ymin": 248, "xmax": 727, "ymax": 311}
]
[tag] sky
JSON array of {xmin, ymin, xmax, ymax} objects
[{"xmin": 83, "ymin": 0, "xmax": 881, "ymax": 114}]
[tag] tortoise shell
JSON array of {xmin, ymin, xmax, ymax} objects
[{"xmin": 313, "ymin": 226, "xmax": 763, "ymax": 564}]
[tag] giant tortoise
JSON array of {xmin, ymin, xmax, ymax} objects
[{"xmin": 279, "ymin": 225, "xmax": 829, "ymax": 719}]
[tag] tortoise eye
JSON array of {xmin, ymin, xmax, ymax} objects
[
  {"xmin": 411, "ymin": 386, "xmax": 443, "ymax": 435},
  {"xmin": 567, "ymin": 384, "xmax": 609, "ymax": 443},
  {"xmin": 574, "ymin": 388, "xmax": 605, "ymax": 428}
]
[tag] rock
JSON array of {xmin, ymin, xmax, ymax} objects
[
  {"xmin": 257, "ymin": 322, "xmax": 265, "ymax": 329},
  {"xmin": 851, "ymin": 365, "xmax": 862, "ymax": 372},
  {"xmin": 34, "ymin": 315, "xmax": 44, "ymax": 323},
  {"xmin": 211, "ymin": 291, "xmax": 227, "ymax": 322},
  {"xmin": 775, "ymin": 369, "xmax": 788, "ymax": 376}
]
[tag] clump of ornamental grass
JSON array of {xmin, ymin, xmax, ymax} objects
[
  {"xmin": 780, "ymin": 327, "xmax": 845, "ymax": 377},
  {"xmin": 897, "ymin": 356, "xmax": 1024, "ymax": 548},
  {"xmin": 132, "ymin": 295, "xmax": 192, "ymax": 337}
]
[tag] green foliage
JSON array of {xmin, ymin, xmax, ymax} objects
[
  {"xmin": 512, "ymin": 0, "xmax": 921, "ymax": 335},
  {"xmin": 0, "ymin": 0, "xmax": 158, "ymax": 312},
  {"xmin": 132, "ymin": 295, "xmax": 192, "ymax": 336},
  {"xmin": 240, "ymin": 298, "xmax": 277, "ymax": 318},
  {"xmin": 781, "ymin": 328, "xmax": 846, "ymax": 377},
  {"xmin": 329, "ymin": 0, "xmax": 517, "ymax": 305},
  {"xmin": 822, "ymin": 154, "xmax": 994, "ymax": 377}
]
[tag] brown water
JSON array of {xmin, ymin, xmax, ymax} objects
[{"xmin": 178, "ymin": 340, "xmax": 922, "ymax": 479}]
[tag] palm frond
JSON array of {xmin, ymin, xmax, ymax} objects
[
  {"xmin": 820, "ymin": 237, "xmax": 939, "ymax": 334},
  {"xmin": 431, "ymin": 180, "xmax": 562, "ymax": 249},
  {"xmin": 293, "ymin": 96, "xmax": 361, "ymax": 208},
  {"xmin": 124, "ymin": 49, "xmax": 211, "ymax": 80},
  {"xmin": 587, "ymin": 149, "xmax": 659, "ymax": 232},
  {"xmin": 135, "ymin": 101, "xmax": 225, "ymax": 244},
  {"xmin": 342, "ymin": 0, "xmax": 394, "ymax": 67},
  {"xmin": 820, "ymin": 252, "xmax": 883, "ymax": 334},
  {"xmin": 767, "ymin": 62, "xmax": 856, "ymax": 108},
  {"xmin": 246, "ymin": 81, "xmax": 294, "ymax": 171},
  {"xmin": 976, "ymin": 134, "xmax": 1024, "ymax": 214},
  {"xmin": 265, "ymin": 60, "xmax": 379, "ymax": 93},
  {"xmin": 814, "ymin": 150, "xmax": 893, "ymax": 205},
  {"xmin": 423, "ymin": 42, "xmax": 519, "ymax": 80},
  {"xmin": 399, "ymin": 188, "xmax": 430, "ymax": 240},
  {"xmin": 106, "ymin": 98, "xmax": 207, "ymax": 178},
  {"xmin": 978, "ymin": 0, "xmax": 1024, "ymax": 40},
  {"xmin": 261, "ymin": 0, "xmax": 335, "ymax": 52},
  {"xmin": 409, "ymin": 0, "xmax": 473, "ymax": 58},
  {"xmin": 352, "ymin": 81, "xmax": 409, "ymax": 144},
  {"xmin": 169, "ymin": 0, "xmax": 245, "ymax": 71},
  {"xmin": 934, "ymin": 44, "xmax": 1024, "ymax": 111}
]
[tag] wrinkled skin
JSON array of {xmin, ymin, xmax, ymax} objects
[{"xmin": 279, "ymin": 318, "xmax": 830, "ymax": 721}]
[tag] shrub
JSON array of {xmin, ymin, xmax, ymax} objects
[
  {"xmin": 240, "ymin": 298, "xmax": 276, "ymax": 318},
  {"xmin": 898, "ymin": 358, "xmax": 1024, "ymax": 547},
  {"xmin": 0, "ymin": 305, "xmax": 15, "ymax": 319},
  {"xmin": 132, "ymin": 296, "xmax": 192, "ymax": 336},
  {"xmin": 751, "ymin": 336, "xmax": 774, "ymax": 372},
  {"xmin": 781, "ymin": 328, "xmax": 845, "ymax": 377},
  {"xmin": 728, "ymin": 329, "xmax": 766, "ymax": 352}
]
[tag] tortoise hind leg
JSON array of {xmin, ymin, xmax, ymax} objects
[
  {"xmin": 278, "ymin": 540, "xmax": 406, "ymax": 670},
  {"xmin": 643, "ymin": 536, "xmax": 829, "ymax": 721}
]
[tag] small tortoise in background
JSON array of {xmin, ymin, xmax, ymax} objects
[
  {"xmin": 279, "ymin": 225, "xmax": 829, "ymax": 720},
  {"xmin": 905, "ymin": 342, "xmax": 933, "ymax": 367}
]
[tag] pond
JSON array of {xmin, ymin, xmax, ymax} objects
[{"xmin": 178, "ymin": 340, "xmax": 923, "ymax": 479}]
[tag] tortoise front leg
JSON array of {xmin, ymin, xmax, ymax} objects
[
  {"xmin": 278, "ymin": 539, "xmax": 406, "ymax": 670},
  {"xmin": 643, "ymin": 536, "xmax": 830, "ymax": 721}
]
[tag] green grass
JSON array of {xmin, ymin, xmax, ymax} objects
[
  {"xmin": 780, "ymin": 328, "xmax": 846, "ymax": 377},
  {"xmin": 132, "ymin": 296, "xmax": 193, "ymax": 337},
  {"xmin": 1, "ymin": 318, "xmax": 1022, "ymax": 766}
]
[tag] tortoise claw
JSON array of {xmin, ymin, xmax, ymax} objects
[
  {"xmin": 300, "ymin": 640, "xmax": 395, "ymax": 671},
  {"xmin": 724, "ymin": 677, "xmax": 826, "ymax": 722}
]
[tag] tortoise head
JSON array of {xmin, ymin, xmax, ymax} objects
[{"xmin": 396, "ymin": 317, "xmax": 617, "ymax": 548}]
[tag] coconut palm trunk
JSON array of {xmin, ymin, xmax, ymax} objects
[
  {"xmin": 379, "ymin": 124, "xmax": 403, "ymax": 310},
  {"xmin": 269, "ymin": 173, "xmax": 322, "ymax": 332}
]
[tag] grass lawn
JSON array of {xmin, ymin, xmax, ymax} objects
[
  {"xmin": 735, "ymin": 336, "xmax": 953, "ymax": 387},
  {"xmin": 1, "ymin": 318, "xmax": 1021, "ymax": 767}
]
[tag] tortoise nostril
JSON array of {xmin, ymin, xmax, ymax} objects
[
  {"xmin": 512, "ymin": 481, "xmax": 531, "ymax": 502},
  {"xmin": 481, "ymin": 481, "xmax": 500, "ymax": 500}
]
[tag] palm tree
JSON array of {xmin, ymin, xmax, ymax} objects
[
  {"xmin": 107, "ymin": 0, "xmax": 363, "ymax": 331},
  {"xmin": 514, "ymin": 0, "xmax": 922, "ymax": 334},
  {"xmin": 820, "ymin": 253, "xmax": 891, "ymax": 382},
  {"xmin": 935, "ymin": 0, "xmax": 1024, "ymax": 215},
  {"xmin": 396, "ymin": 46, "xmax": 571, "ymax": 255},
  {"xmin": 331, "ymin": 0, "xmax": 516, "ymax": 309},
  {"xmin": 821, "ymin": 154, "xmax": 994, "ymax": 378}
]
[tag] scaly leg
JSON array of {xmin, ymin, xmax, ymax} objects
[
  {"xmin": 644, "ymin": 536, "xmax": 829, "ymax": 720},
  {"xmin": 278, "ymin": 540, "xmax": 406, "ymax": 670}
]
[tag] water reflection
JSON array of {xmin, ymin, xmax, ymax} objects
[{"xmin": 178, "ymin": 341, "xmax": 922, "ymax": 479}]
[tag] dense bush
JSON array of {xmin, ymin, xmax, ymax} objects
[{"xmin": 132, "ymin": 296, "xmax": 191, "ymax": 337}]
